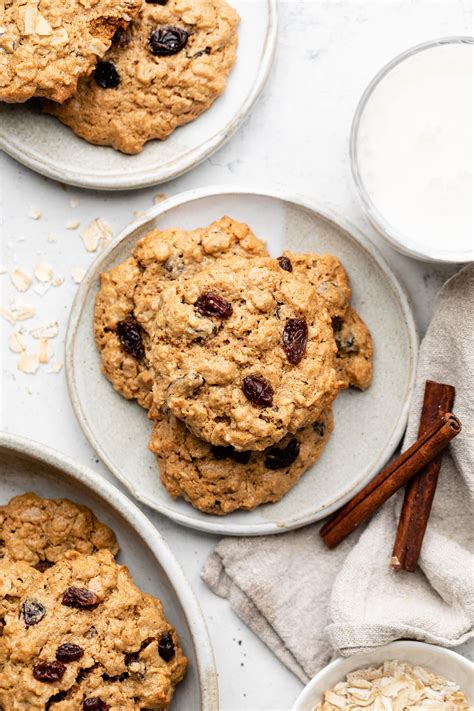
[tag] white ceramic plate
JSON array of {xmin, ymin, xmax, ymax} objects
[
  {"xmin": 66, "ymin": 185, "xmax": 418, "ymax": 536},
  {"xmin": 0, "ymin": 1, "xmax": 276, "ymax": 191},
  {"xmin": 0, "ymin": 432, "xmax": 218, "ymax": 710},
  {"xmin": 291, "ymin": 641, "xmax": 474, "ymax": 710}
]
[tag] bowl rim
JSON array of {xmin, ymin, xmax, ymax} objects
[
  {"xmin": 0, "ymin": 0, "xmax": 277, "ymax": 191},
  {"xmin": 64, "ymin": 183, "xmax": 419, "ymax": 536},
  {"xmin": 350, "ymin": 35, "xmax": 474, "ymax": 264},
  {"xmin": 291, "ymin": 640, "xmax": 474, "ymax": 711},
  {"xmin": 0, "ymin": 430, "xmax": 219, "ymax": 710}
]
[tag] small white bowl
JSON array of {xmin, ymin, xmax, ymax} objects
[{"xmin": 292, "ymin": 641, "xmax": 474, "ymax": 711}]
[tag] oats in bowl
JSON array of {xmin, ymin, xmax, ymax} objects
[{"xmin": 313, "ymin": 660, "xmax": 469, "ymax": 710}]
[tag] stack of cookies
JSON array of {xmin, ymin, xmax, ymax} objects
[
  {"xmin": 95, "ymin": 216, "xmax": 373, "ymax": 515},
  {"xmin": 0, "ymin": 0, "xmax": 240, "ymax": 154},
  {"xmin": 0, "ymin": 493, "xmax": 187, "ymax": 708}
]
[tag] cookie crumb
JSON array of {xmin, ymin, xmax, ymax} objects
[
  {"xmin": 66, "ymin": 220, "xmax": 81, "ymax": 230},
  {"xmin": 153, "ymin": 193, "xmax": 167, "ymax": 204}
]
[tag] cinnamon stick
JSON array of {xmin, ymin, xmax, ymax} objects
[
  {"xmin": 320, "ymin": 412, "xmax": 461, "ymax": 549},
  {"xmin": 391, "ymin": 380, "xmax": 455, "ymax": 572}
]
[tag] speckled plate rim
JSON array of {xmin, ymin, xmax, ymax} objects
[
  {"xmin": 0, "ymin": 0, "xmax": 277, "ymax": 191},
  {"xmin": 291, "ymin": 641, "xmax": 474, "ymax": 710},
  {"xmin": 0, "ymin": 431, "xmax": 218, "ymax": 710},
  {"xmin": 65, "ymin": 184, "xmax": 419, "ymax": 536}
]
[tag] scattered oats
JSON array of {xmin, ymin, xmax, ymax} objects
[
  {"xmin": 71, "ymin": 267, "xmax": 86, "ymax": 284},
  {"xmin": 52, "ymin": 275, "xmax": 64, "ymax": 287},
  {"xmin": 47, "ymin": 231, "xmax": 58, "ymax": 243},
  {"xmin": 312, "ymin": 662, "xmax": 469, "ymax": 711},
  {"xmin": 0, "ymin": 306, "xmax": 16, "ymax": 324},
  {"xmin": 47, "ymin": 359, "xmax": 63, "ymax": 374},
  {"xmin": 88, "ymin": 36, "xmax": 108, "ymax": 55},
  {"xmin": 29, "ymin": 206, "xmax": 42, "ymax": 220},
  {"xmin": 51, "ymin": 27, "xmax": 68, "ymax": 45},
  {"xmin": 153, "ymin": 192, "xmax": 167, "ymax": 204},
  {"xmin": 17, "ymin": 350, "xmax": 40, "ymax": 374},
  {"xmin": 10, "ymin": 302, "xmax": 36, "ymax": 321},
  {"xmin": 133, "ymin": 210, "xmax": 145, "ymax": 218},
  {"xmin": 69, "ymin": 197, "xmax": 80, "ymax": 208},
  {"xmin": 8, "ymin": 331, "xmax": 26, "ymax": 353},
  {"xmin": 66, "ymin": 220, "xmax": 80, "ymax": 230},
  {"xmin": 38, "ymin": 338, "xmax": 51, "ymax": 364},
  {"xmin": 33, "ymin": 282, "xmax": 50, "ymax": 297},
  {"xmin": 34, "ymin": 262, "xmax": 53, "ymax": 283},
  {"xmin": 30, "ymin": 320, "xmax": 59, "ymax": 339},
  {"xmin": 10, "ymin": 268, "xmax": 33, "ymax": 292},
  {"xmin": 80, "ymin": 218, "xmax": 113, "ymax": 252}
]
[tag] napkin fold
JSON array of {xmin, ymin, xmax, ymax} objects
[{"xmin": 202, "ymin": 264, "xmax": 474, "ymax": 682}]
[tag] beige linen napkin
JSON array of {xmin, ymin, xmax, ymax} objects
[{"xmin": 202, "ymin": 264, "xmax": 474, "ymax": 683}]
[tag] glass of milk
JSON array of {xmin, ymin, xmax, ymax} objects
[{"xmin": 351, "ymin": 37, "xmax": 473, "ymax": 263}]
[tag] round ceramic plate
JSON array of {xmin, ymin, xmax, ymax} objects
[
  {"xmin": 66, "ymin": 186, "xmax": 418, "ymax": 536},
  {"xmin": 0, "ymin": 432, "xmax": 218, "ymax": 709},
  {"xmin": 0, "ymin": 1, "xmax": 276, "ymax": 191}
]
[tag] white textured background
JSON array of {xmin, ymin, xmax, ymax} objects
[{"xmin": 1, "ymin": 2, "xmax": 472, "ymax": 709}]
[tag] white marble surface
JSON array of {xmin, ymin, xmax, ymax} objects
[{"xmin": 0, "ymin": 2, "xmax": 472, "ymax": 709}]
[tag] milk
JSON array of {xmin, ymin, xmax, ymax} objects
[{"xmin": 356, "ymin": 41, "xmax": 473, "ymax": 259}]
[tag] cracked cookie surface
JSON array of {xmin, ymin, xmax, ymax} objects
[
  {"xmin": 0, "ymin": 493, "xmax": 118, "ymax": 569},
  {"xmin": 45, "ymin": 0, "xmax": 239, "ymax": 153},
  {"xmin": 0, "ymin": 0, "xmax": 140, "ymax": 103},
  {"xmin": 281, "ymin": 251, "xmax": 352, "ymax": 319},
  {"xmin": 149, "ymin": 409, "xmax": 334, "ymax": 514},
  {"xmin": 0, "ymin": 549, "xmax": 187, "ymax": 709},
  {"xmin": 94, "ymin": 216, "xmax": 268, "ymax": 409},
  {"xmin": 149, "ymin": 257, "xmax": 339, "ymax": 450}
]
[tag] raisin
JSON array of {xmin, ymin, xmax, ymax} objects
[
  {"xmin": 46, "ymin": 691, "xmax": 67, "ymax": 709},
  {"xmin": 34, "ymin": 560, "xmax": 54, "ymax": 572},
  {"xmin": 83, "ymin": 700, "xmax": 109, "ymax": 711},
  {"xmin": 331, "ymin": 316, "xmax": 343, "ymax": 332},
  {"xmin": 158, "ymin": 633, "xmax": 175, "ymax": 662},
  {"xmin": 242, "ymin": 375, "xmax": 274, "ymax": 408},
  {"xmin": 211, "ymin": 446, "xmax": 251, "ymax": 464},
  {"xmin": 283, "ymin": 318, "xmax": 308, "ymax": 365},
  {"xmin": 124, "ymin": 651, "xmax": 139, "ymax": 665},
  {"xmin": 33, "ymin": 661, "xmax": 66, "ymax": 682},
  {"xmin": 264, "ymin": 438, "xmax": 300, "ymax": 470},
  {"xmin": 93, "ymin": 61, "xmax": 120, "ymax": 89},
  {"xmin": 116, "ymin": 318, "xmax": 145, "ymax": 359},
  {"xmin": 149, "ymin": 26, "xmax": 189, "ymax": 56},
  {"xmin": 195, "ymin": 291, "xmax": 233, "ymax": 319},
  {"xmin": 313, "ymin": 420, "xmax": 326, "ymax": 437},
  {"xmin": 62, "ymin": 587, "xmax": 100, "ymax": 609},
  {"xmin": 56, "ymin": 643, "xmax": 84, "ymax": 662},
  {"xmin": 21, "ymin": 599, "xmax": 46, "ymax": 627},
  {"xmin": 277, "ymin": 256, "xmax": 293, "ymax": 272},
  {"xmin": 192, "ymin": 47, "xmax": 211, "ymax": 58},
  {"xmin": 111, "ymin": 27, "xmax": 131, "ymax": 47},
  {"xmin": 335, "ymin": 332, "xmax": 358, "ymax": 355}
]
